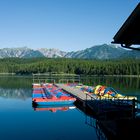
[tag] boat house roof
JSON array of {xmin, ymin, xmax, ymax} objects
[{"xmin": 112, "ymin": 3, "xmax": 140, "ymax": 50}]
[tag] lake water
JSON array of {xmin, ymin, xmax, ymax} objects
[{"xmin": 0, "ymin": 76, "xmax": 140, "ymax": 140}]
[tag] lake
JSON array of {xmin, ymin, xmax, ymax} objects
[{"xmin": 0, "ymin": 76, "xmax": 140, "ymax": 140}]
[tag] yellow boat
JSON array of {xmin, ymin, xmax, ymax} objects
[{"xmin": 93, "ymin": 85, "xmax": 137, "ymax": 100}]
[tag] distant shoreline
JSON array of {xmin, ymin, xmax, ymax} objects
[
  {"xmin": 0, "ymin": 73, "xmax": 15, "ymax": 75},
  {"xmin": 0, "ymin": 73, "xmax": 139, "ymax": 78},
  {"xmin": 81, "ymin": 74, "xmax": 140, "ymax": 78}
]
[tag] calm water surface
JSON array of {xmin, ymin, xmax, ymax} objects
[{"xmin": 0, "ymin": 76, "xmax": 140, "ymax": 140}]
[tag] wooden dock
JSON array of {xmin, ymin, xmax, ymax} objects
[
  {"xmin": 55, "ymin": 83, "xmax": 92, "ymax": 102},
  {"xmin": 55, "ymin": 83, "xmax": 137, "ymax": 119}
]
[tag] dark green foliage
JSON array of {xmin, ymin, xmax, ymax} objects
[{"xmin": 0, "ymin": 58, "xmax": 140, "ymax": 75}]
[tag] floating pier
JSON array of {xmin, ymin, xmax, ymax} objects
[
  {"xmin": 55, "ymin": 83, "xmax": 138, "ymax": 119},
  {"xmin": 32, "ymin": 73, "xmax": 139, "ymax": 119}
]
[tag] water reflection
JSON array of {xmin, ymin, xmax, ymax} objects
[
  {"xmin": 85, "ymin": 114, "xmax": 140, "ymax": 140},
  {"xmin": 0, "ymin": 76, "xmax": 140, "ymax": 140},
  {"xmin": 81, "ymin": 76, "xmax": 140, "ymax": 90},
  {"xmin": 33, "ymin": 105, "xmax": 76, "ymax": 112},
  {"xmin": 0, "ymin": 88, "xmax": 32, "ymax": 100},
  {"xmin": 0, "ymin": 76, "xmax": 32, "ymax": 88},
  {"xmin": 0, "ymin": 76, "xmax": 32, "ymax": 99},
  {"xmin": 85, "ymin": 116, "xmax": 107, "ymax": 140},
  {"xmin": 81, "ymin": 102, "xmax": 140, "ymax": 140}
]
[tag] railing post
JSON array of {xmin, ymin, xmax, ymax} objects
[
  {"xmin": 132, "ymin": 99, "xmax": 135, "ymax": 119},
  {"xmin": 85, "ymin": 93, "xmax": 87, "ymax": 106}
]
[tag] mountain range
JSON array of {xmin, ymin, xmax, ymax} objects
[{"xmin": 0, "ymin": 44, "xmax": 139, "ymax": 59}]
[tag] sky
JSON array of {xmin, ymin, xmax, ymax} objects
[{"xmin": 0, "ymin": 0, "xmax": 139, "ymax": 52}]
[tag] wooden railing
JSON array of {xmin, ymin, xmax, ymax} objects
[
  {"xmin": 85, "ymin": 93, "xmax": 137, "ymax": 119},
  {"xmin": 32, "ymin": 73, "xmax": 81, "ymax": 84}
]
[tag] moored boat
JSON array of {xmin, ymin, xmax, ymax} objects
[
  {"xmin": 32, "ymin": 83, "xmax": 76, "ymax": 106},
  {"xmin": 64, "ymin": 83, "xmax": 137, "ymax": 101}
]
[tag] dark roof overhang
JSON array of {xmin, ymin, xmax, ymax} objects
[{"xmin": 112, "ymin": 3, "xmax": 140, "ymax": 50}]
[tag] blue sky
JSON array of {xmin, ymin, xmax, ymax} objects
[{"xmin": 0, "ymin": 0, "xmax": 139, "ymax": 51}]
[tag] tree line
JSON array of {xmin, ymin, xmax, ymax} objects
[{"xmin": 0, "ymin": 58, "xmax": 140, "ymax": 75}]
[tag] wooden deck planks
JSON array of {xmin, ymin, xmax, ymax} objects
[{"xmin": 55, "ymin": 83, "xmax": 91, "ymax": 101}]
